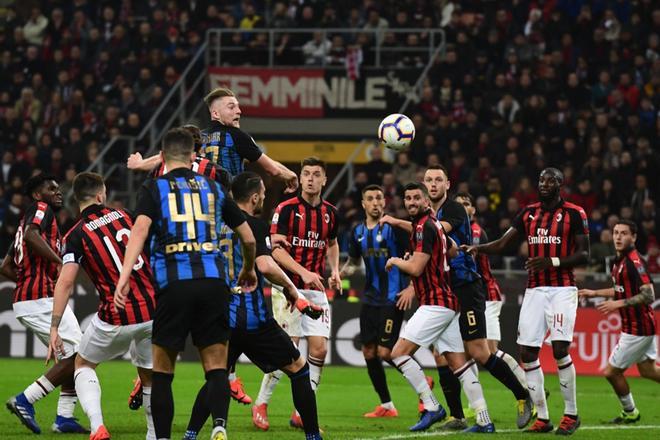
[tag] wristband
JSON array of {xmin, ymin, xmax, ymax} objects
[{"xmin": 551, "ymin": 257, "xmax": 560, "ymax": 267}]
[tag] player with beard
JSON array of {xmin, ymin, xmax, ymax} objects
[
  {"xmin": 465, "ymin": 167, "xmax": 590, "ymax": 435},
  {"xmin": 383, "ymin": 166, "xmax": 532, "ymax": 430}
]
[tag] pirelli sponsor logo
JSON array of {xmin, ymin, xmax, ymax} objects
[{"xmin": 165, "ymin": 241, "xmax": 220, "ymax": 254}]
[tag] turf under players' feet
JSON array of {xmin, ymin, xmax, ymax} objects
[
  {"xmin": 517, "ymin": 396, "xmax": 534, "ymax": 429},
  {"xmin": 409, "ymin": 407, "xmax": 446, "ymax": 431},
  {"xmin": 252, "ymin": 403, "xmax": 270, "ymax": 430},
  {"xmin": 555, "ymin": 415, "xmax": 580, "ymax": 435},
  {"xmin": 90, "ymin": 425, "xmax": 110, "ymax": 440},
  {"xmin": 128, "ymin": 377, "xmax": 143, "ymax": 410},
  {"xmin": 525, "ymin": 419, "xmax": 554, "ymax": 433},
  {"xmin": 438, "ymin": 416, "xmax": 468, "ymax": 430},
  {"xmin": 182, "ymin": 430, "xmax": 198, "ymax": 440},
  {"xmin": 290, "ymin": 410, "xmax": 304, "ymax": 429},
  {"xmin": 52, "ymin": 415, "xmax": 90, "ymax": 433},
  {"xmin": 6, "ymin": 393, "xmax": 41, "ymax": 434},
  {"xmin": 210, "ymin": 425, "xmax": 227, "ymax": 440},
  {"xmin": 463, "ymin": 422, "xmax": 496, "ymax": 433},
  {"xmin": 305, "ymin": 433, "xmax": 323, "ymax": 440},
  {"xmin": 608, "ymin": 408, "xmax": 640, "ymax": 424},
  {"xmin": 230, "ymin": 377, "xmax": 252, "ymax": 405},
  {"xmin": 463, "ymin": 406, "xmax": 476, "ymax": 420},
  {"xmin": 364, "ymin": 405, "xmax": 399, "ymax": 418},
  {"xmin": 417, "ymin": 376, "xmax": 435, "ymax": 414}
]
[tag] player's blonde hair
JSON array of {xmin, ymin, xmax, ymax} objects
[{"xmin": 204, "ymin": 87, "xmax": 235, "ymax": 108}]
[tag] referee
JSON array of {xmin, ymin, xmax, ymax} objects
[{"xmin": 115, "ymin": 128, "xmax": 257, "ymax": 440}]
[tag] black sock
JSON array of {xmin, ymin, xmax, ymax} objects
[
  {"xmin": 365, "ymin": 357, "xmax": 391, "ymax": 404},
  {"xmin": 206, "ymin": 368, "xmax": 230, "ymax": 430},
  {"xmin": 152, "ymin": 372, "xmax": 175, "ymax": 439},
  {"xmin": 483, "ymin": 354, "xmax": 528, "ymax": 400},
  {"xmin": 288, "ymin": 363, "xmax": 319, "ymax": 435},
  {"xmin": 437, "ymin": 366, "xmax": 464, "ymax": 419},
  {"xmin": 186, "ymin": 382, "xmax": 210, "ymax": 433}
]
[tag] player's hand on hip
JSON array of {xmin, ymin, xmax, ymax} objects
[
  {"xmin": 295, "ymin": 297, "xmax": 323, "ymax": 319},
  {"xmin": 126, "ymin": 152, "xmax": 143, "ymax": 169},
  {"xmin": 302, "ymin": 270, "xmax": 325, "ymax": 292},
  {"xmin": 525, "ymin": 256, "xmax": 551, "ymax": 272},
  {"xmin": 328, "ymin": 270, "xmax": 342, "ymax": 294},
  {"xmin": 396, "ymin": 285, "xmax": 415, "ymax": 310},
  {"xmin": 578, "ymin": 289, "xmax": 596, "ymax": 298},
  {"xmin": 238, "ymin": 268, "xmax": 258, "ymax": 292},
  {"xmin": 46, "ymin": 330, "xmax": 63, "ymax": 365}
]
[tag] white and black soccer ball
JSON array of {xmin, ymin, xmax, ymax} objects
[{"xmin": 378, "ymin": 113, "xmax": 415, "ymax": 152}]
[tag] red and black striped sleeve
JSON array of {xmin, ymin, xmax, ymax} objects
[
  {"xmin": 24, "ymin": 202, "xmax": 53, "ymax": 232},
  {"xmin": 62, "ymin": 225, "xmax": 84, "ymax": 265},
  {"xmin": 511, "ymin": 206, "xmax": 529, "ymax": 234},
  {"xmin": 568, "ymin": 205, "xmax": 589, "ymax": 236},
  {"xmin": 271, "ymin": 201, "xmax": 293, "ymax": 236},
  {"xmin": 628, "ymin": 252, "xmax": 652, "ymax": 285}
]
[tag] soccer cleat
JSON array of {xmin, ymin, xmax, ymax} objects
[
  {"xmin": 417, "ymin": 376, "xmax": 435, "ymax": 414},
  {"xmin": 6, "ymin": 393, "xmax": 41, "ymax": 434},
  {"xmin": 608, "ymin": 408, "xmax": 640, "ymax": 424},
  {"xmin": 517, "ymin": 396, "xmax": 534, "ymax": 428},
  {"xmin": 182, "ymin": 430, "xmax": 198, "ymax": 440},
  {"xmin": 364, "ymin": 405, "xmax": 399, "ymax": 418},
  {"xmin": 90, "ymin": 425, "xmax": 110, "ymax": 440},
  {"xmin": 52, "ymin": 415, "xmax": 90, "ymax": 433},
  {"xmin": 210, "ymin": 425, "xmax": 227, "ymax": 440},
  {"xmin": 555, "ymin": 415, "xmax": 580, "ymax": 435},
  {"xmin": 252, "ymin": 403, "xmax": 270, "ymax": 430},
  {"xmin": 229, "ymin": 377, "xmax": 252, "ymax": 405},
  {"xmin": 526, "ymin": 419, "xmax": 554, "ymax": 433},
  {"xmin": 128, "ymin": 377, "xmax": 143, "ymax": 410},
  {"xmin": 409, "ymin": 407, "xmax": 446, "ymax": 431},
  {"xmin": 289, "ymin": 410, "xmax": 304, "ymax": 429},
  {"xmin": 438, "ymin": 416, "xmax": 468, "ymax": 430},
  {"xmin": 463, "ymin": 422, "xmax": 496, "ymax": 433}
]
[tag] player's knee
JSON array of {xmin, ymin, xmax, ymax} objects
[
  {"xmin": 377, "ymin": 346, "xmax": 392, "ymax": 361},
  {"xmin": 362, "ymin": 344, "xmax": 377, "ymax": 360},
  {"xmin": 552, "ymin": 345, "xmax": 569, "ymax": 360},
  {"xmin": 309, "ymin": 346, "xmax": 327, "ymax": 361},
  {"xmin": 519, "ymin": 346, "xmax": 539, "ymax": 364}
]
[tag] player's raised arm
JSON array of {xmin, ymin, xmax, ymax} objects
[
  {"xmin": 255, "ymin": 154, "xmax": 299, "ymax": 193},
  {"xmin": 126, "ymin": 152, "xmax": 162, "ymax": 171},
  {"xmin": 380, "ymin": 214, "xmax": 412, "ymax": 234},
  {"xmin": 465, "ymin": 226, "xmax": 520, "ymax": 256}
]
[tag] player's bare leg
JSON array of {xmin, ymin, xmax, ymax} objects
[
  {"xmin": 605, "ymin": 359, "xmax": 658, "ymax": 424},
  {"xmin": 637, "ymin": 358, "xmax": 660, "ymax": 382},
  {"xmin": 362, "ymin": 343, "xmax": 398, "ymax": 418},
  {"xmin": 433, "ymin": 349, "xmax": 466, "ymax": 429}
]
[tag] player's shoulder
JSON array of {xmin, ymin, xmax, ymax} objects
[
  {"xmin": 563, "ymin": 201, "xmax": 587, "ymax": 215},
  {"xmin": 276, "ymin": 195, "xmax": 301, "ymax": 210},
  {"xmin": 524, "ymin": 202, "xmax": 541, "ymax": 211},
  {"xmin": 322, "ymin": 199, "xmax": 338, "ymax": 213},
  {"xmin": 63, "ymin": 219, "xmax": 85, "ymax": 241},
  {"xmin": 626, "ymin": 249, "xmax": 647, "ymax": 266}
]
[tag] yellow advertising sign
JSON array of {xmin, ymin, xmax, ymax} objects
[{"xmin": 258, "ymin": 141, "xmax": 372, "ymax": 164}]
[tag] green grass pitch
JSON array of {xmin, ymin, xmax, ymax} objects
[{"xmin": 1, "ymin": 359, "xmax": 658, "ymax": 439}]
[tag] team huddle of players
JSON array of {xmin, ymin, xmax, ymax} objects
[{"xmin": 2, "ymin": 87, "xmax": 658, "ymax": 440}]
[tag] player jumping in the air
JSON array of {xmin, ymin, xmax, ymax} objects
[
  {"xmin": 48, "ymin": 172, "xmax": 157, "ymax": 440},
  {"xmin": 340, "ymin": 184, "xmax": 410, "ymax": 418},
  {"xmin": 385, "ymin": 183, "xmax": 495, "ymax": 433},
  {"xmin": 182, "ymin": 172, "xmax": 324, "ymax": 439},
  {"xmin": 465, "ymin": 167, "xmax": 590, "ymax": 435},
  {"xmin": 253, "ymin": 157, "xmax": 342, "ymax": 430},
  {"xmin": 579, "ymin": 220, "xmax": 659, "ymax": 424},
  {"xmin": 4, "ymin": 174, "xmax": 87, "ymax": 435}
]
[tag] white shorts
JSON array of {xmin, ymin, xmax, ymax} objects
[
  {"xmin": 517, "ymin": 286, "xmax": 578, "ymax": 347},
  {"xmin": 609, "ymin": 333, "xmax": 658, "ymax": 370},
  {"xmin": 485, "ymin": 301, "xmax": 503, "ymax": 341},
  {"xmin": 400, "ymin": 305, "xmax": 463, "ymax": 354},
  {"xmin": 79, "ymin": 314, "xmax": 153, "ymax": 368},
  {"xmin": 271, "ymin": 286, "xmax": 330, "ymax": 338},
  {"xmin": 15, "ymin": 298, "xmax": 81, "ymax": 360}
]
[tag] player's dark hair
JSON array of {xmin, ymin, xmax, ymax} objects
[
  {"xmin": 403, "ymin": 182, "xmax": 429, "ymax": 198},
  {"xmin": 541, "ymin": 167, "xmax": 564, "ymax": 184},
  {"xmin": 162, "ymin": 128, "xmax": 194, "ymax": 163},
  {"xmin": 301, "ymin": 156, "xmax": 326, "ymax": 173},
  {"xmin": 181, "ymin": 124, "xmax": 202, "ymax": 151},
  {"xmin": 204, "ymin": 87, "xmax": 235, "ymax": 107},
  {"xmin": 25, "ymin": 173, "xmax": 57, "ymax": 200},
  {"xmin": 73, "ymin": 172, "xmax": 105, "ymax": 203},
  {"xmin": 614, "ymin": 219, "xmax": 637, "ymax": 235},
  {"xmin": 425, "ymin": 164, "xmax": 449, "ymax": 179},
  {"xmin": 231, "ymin": 171, "xmax": 263, "ymax": 202},
  {"xmin": 361, "ymin": 184, "xmax": 384, "ymax": 196},
  {"xmin": 454, "ymin": 191, "xmax": 475, "ymax": 206}
]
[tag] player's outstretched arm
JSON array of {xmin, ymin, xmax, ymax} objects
[
  {"xmin": 464, "ymin": 227, "xmax": 520, "ymax": 256},
  {"xmin": 578, "ymin": 287, "xmax": 615, "ymax": 298},
  {"xmin": 24, "ymin": 224, "xmax": 63, "ymax": 265},
  {"xmin": 255, "ymin": 154, "xmax": 299, "ymax": 193},
  {"xmin": 386, "ymin": 251, "xmax": 430, "ymax": 277},
  {"xmin": 596, "ymin": 284, "xmax": 655, "ymax": 314},
  {"xmin": 47, "ymin": 263, "xmax": 79, "ymax": 363},
  {"xmin": 115, "ymin": 215, "xmax": 151, "ymax": 310},
  {"xmin": 380, "ymin": 215, "xmax": 412, "ymax": 234},
  {"xmin": 126, "ymin": 152, "xmax": 162, "ymax": 171},
  {"xmin": 0, "ymin": 250, "xmax": 17, "ymax": 282}
]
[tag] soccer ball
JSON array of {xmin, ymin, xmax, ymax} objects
[{"xmin": 378, "ymin": 113, "xmax": 415, "ymax": 151}]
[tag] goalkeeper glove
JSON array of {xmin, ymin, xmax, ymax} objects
[{"xmin": 295, "ymin": 298, "xmax": 323, "ymax": 319}]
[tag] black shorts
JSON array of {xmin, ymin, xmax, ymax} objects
[
  {"xmin": 153, "ymin": 278, "xmax": 230, "ymax": 352},
  {"xmin": 228, "ymin": 320, "xmax": 301, "ymax": 373},
  {"xmin": 359, "ymin": 304, "xmax": 404, "ymax": 350},
  {"xmin": 454, "ymin": 280, "xmax": 487, "ymax": 341}
]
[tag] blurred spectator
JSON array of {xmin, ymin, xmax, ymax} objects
[
  {"xmin": 392, "ymin": 152, "xmax": 419, "ymax": 186},
  {"xmin": 302, "ymin": 31, "xmax": 331, "ymax": 65},
  {"xmin": 364, "ymin": 147, "xmax": 391, "ymax": 185}
]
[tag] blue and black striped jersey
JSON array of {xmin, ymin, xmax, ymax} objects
[
  {"xmin": 201, "ymin": 121, "xmax": 263, "ymax": 176},
  {"xmin": 222, "ymin": 213, "xmax": 272, "ymax": 331},
  {"xmin": 348, "ymin": 222, "xmax": 409, "ymax": 306},
  {"xmin": 135, "ymin": 167, "xmax": 245, "ymax": 289},
  {"xmin": 436, "ymin": 199, "xmax": 480, "ymax": 287}
]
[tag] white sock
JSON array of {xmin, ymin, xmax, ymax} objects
[
  {"xmin": 57, "ymin": 390, "xmax": 77, "ymax": 418},
  {"xmin": 74, "ymin": 367, "xmax": 104, "ymax": 433},
  {"xmin": 456, "ymin": 362, "xmax": 490, "ymax": 426},
  {"xmin": 228, "ymin": 372, "xmax": 237, "ymax": 382},
  {"xmin": 23, "ymin": 375, "xmax": 55, "ymax": 404},
  {"xmin": 143, "ymin": 386, "xmax": 155, "ymax": 440},
  {"xmin": 255, "ymin": 370, "xmax": 283, "ymax": 406},
  {"xmin": 556, "ymin": 355, "xmax": 577, "ymax": 416},
  {"xmin": 393, "ymin": 356, "xmax": 439, "ymax": 411},
  {"xmin": 523, "ymin": 360, "xmax": 548, "ymax": 420},
  {"xmin": 497, "ymin": 349, "xmax": 527, "ymax": 388},
  {"xmin": 619, "ymin": 393, "xmax": 635, "ymax": 412},
  {"xmin": 470, "ymin": 361, "xmax": 479, "ymax": 378},
  {"xmin": 381, "ymin": 401, "xmax": 395, "ymax": 410},
  {"xmin": 308, "ymin": 355, "xmax": 324, "ymax": 392}
]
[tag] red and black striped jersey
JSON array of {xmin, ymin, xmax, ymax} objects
[
  {"xmin": 410, "ymin": 211, "xmax": 457, "ymax": 309},
  {"xmin": 270, "ymin": 195, "xmax": 338, "ymax": 290},
  {"xmin": 611, "ymin": 248, "xmax": 656, "ymax": 336},
  {"xmin": 62, "ymin": 204, "xmax": 156, "ymax": 325},
  {"xmin": 471, "ymin": 221, "xmax": 502, "ymax": 301},
  {"xmin": 150, "ymin": 155, "xmax": 231, "ymax": 190},
  {"xmin": 512, "ymin": 200, "xmax": 588, "ymax": 288},
  {"xmin": 13, "ymin": 201, "xmax": 61, "ymax": 303}
]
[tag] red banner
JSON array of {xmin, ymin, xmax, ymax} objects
[{"xmin": 539, "ymin": 308, "xmax": 659, "ymax": 376}]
